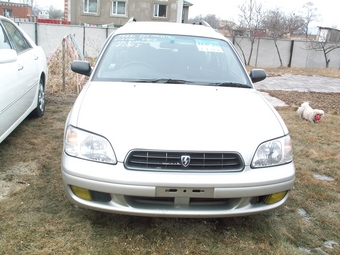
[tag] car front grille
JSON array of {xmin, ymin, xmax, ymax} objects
[{"xmin": 125, "ymin": 150, "xmax": 244, "ymax": 172}]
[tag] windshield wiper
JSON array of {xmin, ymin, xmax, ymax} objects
[
  {"xmin": 209, "ymin": 82, "xmax": 251, "ymax": 88},
  {"xmin": 151, "ymin": 79, "xmax": 195, "ymax": 84},
  {"xmin": 128, "ymin": 79, "xmax": 194, "ymax": 84}
]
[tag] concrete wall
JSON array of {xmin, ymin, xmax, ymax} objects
[
  {"xmin": 16, "ymin": 22, "xmax": 340, "ymax": 69},
  {"xmin": 17, "ymin": 22, "xmax": 116, "ymax": 60},
  {"xmin": 229, "ymin": 36, "xmax": 340, "ymax": 69}
]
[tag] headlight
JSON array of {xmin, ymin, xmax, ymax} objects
[
  {"xmin": 64, "ymin": 126, "xmax": 117, "ymax": 164},
  {"xmin": 251, "ymin": 135, "xmax": 293, "ymax": 168}
]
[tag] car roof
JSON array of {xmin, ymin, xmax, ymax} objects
[
  {"xmin": 0, "ymin": 15, "xmax": 13, "ymax": 22},
  {"xmin": 0, "ymin": 15, "xmax": 37, "ymax": 47},
  {"xmin": 115, "ymin": 21, "xmax": 225, "ymax": 40}
]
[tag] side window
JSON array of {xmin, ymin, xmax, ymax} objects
[
  {"xmin": 2, "ymin": 20, "xmax": 31, "ymax": 54},
  {"xmin": 2, "ymin": 9, "xmax": 13, "ymax": 17},
  {"xmin": 112, "ymin": 1, "xmax": 126, "ymax": 15},
  {"xmin": 0, "ymin": 25, "xmax": 11, "ymax": 49},
  {"xmin": 154, "ymin": 4, "xmax": 167, "ymax": 17},
  {"xmin": 84, "ymin": 0, "xmax": 98, "ymax": 13}
]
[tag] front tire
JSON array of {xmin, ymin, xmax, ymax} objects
[{"xmin": 31, "ymin": 78, "xmax": 45, "ymax": 117}]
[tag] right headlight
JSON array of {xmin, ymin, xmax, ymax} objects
[
  {"xmin": 251, "ymin": 135, "xmax": 293, "ymax": 168},
  {"xmin": 64, "ymin": 125, "xmax": 117, "ymax": 164}
]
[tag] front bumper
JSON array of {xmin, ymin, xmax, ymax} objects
[{"xmin": 61, "ymin": 153, "xmax": 295, "ymax": 218}]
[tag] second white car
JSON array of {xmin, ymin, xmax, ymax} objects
[{"xmin": 0, "ymin": 15, "xmax": 48, "ymax": 143}]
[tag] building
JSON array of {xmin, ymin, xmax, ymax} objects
[
  {"xmin": 182, "ymin": 1, "xmax": 192, "ymax": 23},
  {"xmin": 67, "ymin": 0, "xmax": 193, "ymax": 27},
  {"xmin": 0, "ymin": 0, "xmax": 32, "ymax": 19},
  {"xmin": 317, "ymin": 27, "xmax": 340, "ymax": 43}
]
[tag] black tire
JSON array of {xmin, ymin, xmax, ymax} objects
[{"xmin": 31, "ymin": 78, "xmax": 45, "ymax": 117}]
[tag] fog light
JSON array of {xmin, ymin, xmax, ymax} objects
[
  {"xmin": 264, "ymin": 191, "xmax": 287, "ymax": 204},
  {"xmin": 71, "ymin": 186, "xmax": 92, "ymax": 201}
]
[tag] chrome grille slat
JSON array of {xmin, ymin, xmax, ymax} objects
[{"xmin": 125, "ymin": 150, "xmax": 244, "ymax": 172}]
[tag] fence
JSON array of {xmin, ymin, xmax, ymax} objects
[{"xmin": 17, "ymin": 21, "xmax": 340, "ymax": 69}]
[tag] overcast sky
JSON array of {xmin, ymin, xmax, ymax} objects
[
  {"xmin": 188, "ymin": 0, "xmax": 339, "ymax": 29},
  {"xmin": 34, "ymin": 0, "xmax": 339, "ymax": 29}
]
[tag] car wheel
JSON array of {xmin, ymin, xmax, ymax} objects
[{"xmin": 31, "ymin": 78, "xmax": 45, "ymax": 117}]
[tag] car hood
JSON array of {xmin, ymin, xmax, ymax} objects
[{"xmin": 72, "ymin": 82, "xmax": 287, "ymax": 164}]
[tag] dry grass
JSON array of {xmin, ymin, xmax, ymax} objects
[
  {"xmin": 1, "ymin": 64, "xmax": 340, "ymax": 254},
  {"xmin": 1, "ymin": 101, "xmax": 339, "ymax": 255}
]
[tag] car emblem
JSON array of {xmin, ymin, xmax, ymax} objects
[{"xmin": 181, "ymin": 155, "xmax": 191, "ymax": 167}]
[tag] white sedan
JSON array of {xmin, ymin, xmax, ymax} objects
[
  {"xmin": 62, "ymin": 20, "xmax": 295, "ymax": 218},
  {"xmin": 0, "ymin": 15, "xmax": 48, "ymax": 143}
]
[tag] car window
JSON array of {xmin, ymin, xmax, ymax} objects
[
  {"xmin": 0, "ymin": 25, "xmax": 11, "ymax": 49},
  {"xmin": 2, "ymin": 20, "xmax": 31, "ymax": 54},
  {"xmin": 94, "ymin": 34, "xmax": 250, "ymax": 86}
]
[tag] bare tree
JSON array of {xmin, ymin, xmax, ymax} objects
[
  {"xmin": 188, "ymin": 14, "xmax": 203, "ymax": 23},
  {"xmin": 188, "ymin": 14, "xmax": 221, "ymax": 29},
  {"xmin": 49, "ymin": 6, "xmax": 64, "ymax": 19},
  {"xmin": 32, "ymin": 3, "xmax": 64, "ymax": 19},
  {"xmin": 237, "ymin": 0, "xmax": 263, "ymax": 65},
  {"xmin": 307, "ymin": 29, "xmax": 340, "ymax": 68},
  {"xmin": 262, "ymin": 9, "xmax": 286, "ymax": 66},
  {"xmin": 220, "ymin": 20, "xmax": 237, "ymax": 34},
  {"xmin": 301, "ymin": 2, "xmax": 320, "ymax": 38},
  {"xmin": 32, "ymin": 4, "xmax": 41, "ymax": 16},
  {"xmin": 204, "ymin": 14, "xmax": 221, "ymax": 29},
  {"xmin": 262, "ymin": 9, "xmax": 303, "ymax": 67},
  {"xmin": 286, "ymin": 13, "xmax": 305, "ymax": 37}
]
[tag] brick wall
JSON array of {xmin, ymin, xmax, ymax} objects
[{"xmin": 0, "ymin": 3, "xmax": 32, "ymax": 19}]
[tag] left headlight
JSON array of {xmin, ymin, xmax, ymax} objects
[
  {"xmin": 64, "ymin": 125, "xmax": 117, "ymax": 164},
  {"xmin": 251, "ymin": 134, "xmax": 293, "ymax": 168}
]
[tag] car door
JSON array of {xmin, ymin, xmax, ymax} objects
[{"xmin": 0, "ymin": 19, "xmax": 39, "ymax": 140}]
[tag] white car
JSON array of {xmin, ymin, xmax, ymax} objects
[
  {"xmin": 62, "ymin": 20, "xmax": 295, "ymax": 217},
  {"xmin": 0, "ymin": 15, "xmax": 48, "ymax": 143}
]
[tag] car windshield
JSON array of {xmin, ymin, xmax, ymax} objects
[{"xmin": 93, "ymin": 34, "xmax": 251, "ymax": 87}]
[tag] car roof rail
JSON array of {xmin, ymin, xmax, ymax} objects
[
  {"xmin": 128, "ymin": 17, "xmax": 137, "ymax": 23},
  {"xmin": 192, "ymin": 20, "xmax": 212, "ymax": 28}
]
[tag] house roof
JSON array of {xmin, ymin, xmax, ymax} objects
[
  {"xmin": 318, "ymin": 26, "xmax": 340, "ymax": 32},
  {"xmin": 0, "ymin": 1, "xmax": 30, "ymax": 6},
  {"xmin": 183, "ymin": 1, "xmax": 193, "ymax": 6}
]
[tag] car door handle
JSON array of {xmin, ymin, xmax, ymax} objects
[
  {"xmin": 34, "ymin": 55, "xmax": 38, "ymax": 60},
  {"xmin": 18, "ymin": 64, "xmax": 24, "ymax": 71}
]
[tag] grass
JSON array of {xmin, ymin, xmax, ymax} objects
[
  {"xmin": 1, "ymin": 69, "xmax": 340, "ymax": 254},
  {"xmin": 1, "ymin": 104, "xmax": 339, "ymax": 255}
]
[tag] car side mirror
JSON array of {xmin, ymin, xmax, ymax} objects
[
  {"xmin": 71, "ymin": 60, "xmax": 92, "ymax": 76},
  {"xmin": 0, "ymin": 49, "xmax": 17, "ymax": 64},
  {"xmin": 249, "ymin": 69, "xmax": 266, "ymax": 83}
]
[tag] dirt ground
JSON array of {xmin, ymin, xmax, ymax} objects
[
  {"xmin": 264, "ymin": 90, "xmax": 340, "ymax": 115},
  {"xmin": 1, "ymin": 65, "xmax": 339, "ymax": 254},
  {"xmin": 250, "ymin": 67, "xmax": 340, "ymax": 115}
]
